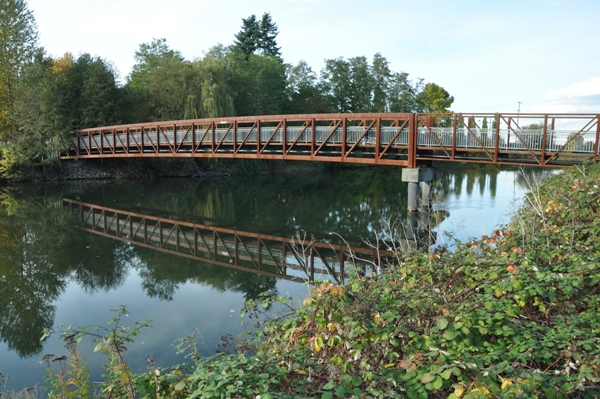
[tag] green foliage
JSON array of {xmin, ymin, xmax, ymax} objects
[
  {"xmin": 319, "ymin": 54, "xmax": 449, "ymax": 114},
  {"xmin": 416, "ymin": 82, "xmax": 454, "ymax": 113},
  {"xmin": 234, "ymin": 13, "xmax": 281, "ymax": 61},
  {"xmin": 284, "ymin": 60, "xmax": 332, "ymax": 114},
  {"xmin": 2, "ymin": 50, "xmax": 124, "ymax": 176},
  {"xmin": 0, "ymin": 0, "xmax": 39, "ymax": 139},
  {"xmin": 228, "ymin": 50, "xmax": 286, "ymax": 116},
  {"xmin": 42, "ymin": 305, "xmax": 152, "ymax": 399}
]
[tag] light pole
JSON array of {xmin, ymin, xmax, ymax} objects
[{"xmin": 517, "ymin": 102, "xmax": 522, "ymax": 127}]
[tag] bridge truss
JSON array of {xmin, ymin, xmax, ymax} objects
[{"xmin": 64, "ymin": 113, "xmax": 600, "ymax": 168}]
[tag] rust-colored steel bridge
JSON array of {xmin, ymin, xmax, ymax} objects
[
  {"xmin": 61, "ymin": 199, "xmax": 413, "ymax": 284},
  {"xmin": 63, "ymin": 112, "xmax": 600, "ymax": 168}
]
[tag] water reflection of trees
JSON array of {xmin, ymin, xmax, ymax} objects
[
  {"xmin": 0, "ymin": 185, "xmax": 278, "ymax": 358},
  {"xmin": 133, "ymin": 247, "xmax": 277, "ymax": 302},
  {"xmin": 72, "ymin": 165, "xmax": 550, "ymax": 242},
  {"xmin": 434, "ymin": 165, "xmax": 554, "ymax": 202}
]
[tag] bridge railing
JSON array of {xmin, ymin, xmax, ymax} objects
[
  {"xmin": 65, "ymin": 112, "xmax": 599, "ymax": 167},
  {"xmin": 417, "ymin": 128, "xmax": 597, "ymax": 152}
]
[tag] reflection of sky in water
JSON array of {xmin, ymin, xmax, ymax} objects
[
  {"xmin": 3, "ymin": 267, "xmax": 311, "ymax": 390},
  {"xmin": 434, "ymin": 169, "xmax": 559, "ymax": 245},
  {"xmin": 436, "ymin": 170, "xmax": 524, "ymax": 244}
]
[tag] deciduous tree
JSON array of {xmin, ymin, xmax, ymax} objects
[
  {"xmin": 371, "ymin": 53, "xmax": 391, "ymax": 112},
  {"xmin": 284, "ymin": 60, "xmax": 330, "ymax": 114},
  {"xmin": 321, "ymin": 57, "xmax": 352, "ymax": 112},
  {"xmin": 416, "ymin": 82, "xmax": 454, "ymax": 113}
]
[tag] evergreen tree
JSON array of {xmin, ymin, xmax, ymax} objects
[
  {"xmin": 234, "ymin": 13, "xmax": 281, "ymax": 61},
  {"xmin": 0, "ymin": 0, "xmax": 39, "ymax": 139},
  {"xmin": 258, "ymin": 13, "xmax": 281, "ymax": 60},
  {"xmin": 234, "ymin": 15, "xmax": 260, "ymax": 59}
]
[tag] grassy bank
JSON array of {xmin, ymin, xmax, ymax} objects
[{"xmin": 8, "ymin": 162, "xmax": 600, "ymax": 398}]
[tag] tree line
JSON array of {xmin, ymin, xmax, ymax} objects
[{"xmin": 0, "ymin": 0, "xmax": 454, "ymax": 176}]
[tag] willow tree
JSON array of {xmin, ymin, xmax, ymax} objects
[{"xmin": 0, "ymin": 0, "xmax": 39, "ymax": 139}]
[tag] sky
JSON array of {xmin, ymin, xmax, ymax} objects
[{"xmin": 26, "ymin": 0, "xmax": 600, "ymax": 114}]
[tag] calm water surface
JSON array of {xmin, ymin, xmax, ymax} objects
[{"xmin": 0, "ymin": 166, "xmax": 547, "ymax": 390}]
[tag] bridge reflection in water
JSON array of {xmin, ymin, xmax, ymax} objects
[{"xmin": 61, "ymin": 199, "xmax": 435, "ymax": 284}]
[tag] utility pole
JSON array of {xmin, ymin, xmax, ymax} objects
[{"xmin": 517, "ymin": 102, "xmax": 522, "ymax": 126}]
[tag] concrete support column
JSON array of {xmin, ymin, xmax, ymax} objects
[{"xmin": 402, "ymin": 167, "xmax": 438, "ymax": 212}]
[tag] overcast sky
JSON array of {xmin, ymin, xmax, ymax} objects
[{"xmin": 26, "ymin": 0, "xmax": 600, "ymax": 114}]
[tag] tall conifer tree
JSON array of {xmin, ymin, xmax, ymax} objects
[{"xmin": 0, "ymin": 0, "xmax": 39, "ymax": 138}]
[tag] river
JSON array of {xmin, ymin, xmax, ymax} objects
[{"xmin": 0, "ymin": 165, "xmax": 550, "ymax": 390}]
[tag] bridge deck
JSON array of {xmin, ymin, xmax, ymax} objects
[{"xmin": 63, "ymin": 113, "xmax": 600, "ymax": 168}]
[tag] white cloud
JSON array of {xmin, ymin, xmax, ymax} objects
[
  {"xmin": 547, "ymin": 77, "xmax": 600, "ymax": 98},
  {"xmin": 523, "ymin": 77, "xmax": 600, "ymax": 114}
]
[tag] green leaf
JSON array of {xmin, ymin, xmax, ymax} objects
[
  {"xmin": 421, "ymin": 372, "xmax": 435, "ymax": 384},
  {"xmin": 436, "ymin": 317, "xmax": 449, "ymax": 330},
  {"xmin": 323, "ymin": 380, "xmax": 335, "ymax": 390},
  {"xmin": 432, "ymin": 376, "xmax": 442, "ymax": 389},
  {"xmin": 440, "ymin": 369, "xmax": 453, "ymax": 380},
  {"xmin": 174, "ymin": 381, "xmax": 186, "ymax": 391},
  {"xmin": 443, "ymin": 329, "xmax": 457, "ymax": 340}
]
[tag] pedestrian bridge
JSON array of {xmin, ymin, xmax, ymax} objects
[{"xmin": 63, "ymin": 112, "xmax": 600, "ymax": 168}]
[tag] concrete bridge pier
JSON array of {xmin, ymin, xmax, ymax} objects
[
  {"xmin": 402, "ymin": 167, "xmax": 438, "ymax": 250},
  {"xmin": 402, "ymin": 167, "xmax": 438, "ymax": 212}
]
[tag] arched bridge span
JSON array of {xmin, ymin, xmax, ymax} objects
[{"xmin": 63, "ymin": 112, "xmax": 600, "ymax": 168}]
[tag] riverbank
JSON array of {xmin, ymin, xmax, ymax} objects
[
  {"xmin": 0, "ymin": 157, "xmax": 327, "ymax": 184},
  {"xmin": 3, "ymin": 161, "xmax": 598, "ymax": 398}
]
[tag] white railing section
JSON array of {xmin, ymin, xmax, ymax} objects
[{"xmin": 417, "ymin": 128, "xmax": 596, "ymax": 153}]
